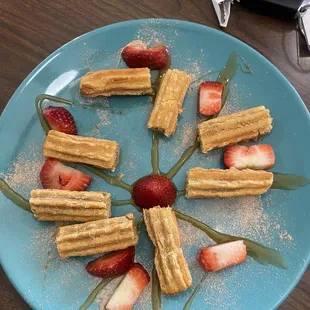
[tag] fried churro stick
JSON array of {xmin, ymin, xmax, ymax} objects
[
  {"xmin": 56, "ymin": 214, "xmax": 138, "ymax": 258},
  {"xmin": 186, "ymin": 168, "xmax": 273, "ymax": 198},
  {"xmin": 154, "ymin": 249, "xmax": 192, "ymax": 294},
  {"xmin": 43, "ymin": 130, "xmax": 119, "ymax": 171},
  {"xmin": 30, "ymin": 189, "xmax": 111, "ymax": 222},
  {"xmin": 80, "ymin": 68, "xmax": 153, "ymax": 97},
  {"xmin": 143, "ymin": 207, "xmax": 192, "ymax": 295},
  {"xmin": 198, "ymin": 106, "xmax": 273, "ymax": 153},
  {"xmin": 147, "ymin": 69, "xmax": 191, "ymax": 137}
]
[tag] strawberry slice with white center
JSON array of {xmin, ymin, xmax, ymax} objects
[
  {"xmin": 224, "ymin": 144, "xmax": 275, "ymax": 170},
  {"xmin": 199, "ymin": 81, "xmax": 223, "ymax": 116},
  {"xmin": 43, "ymin": 106, "xmax": 77, "ymax": 135},
  {"xmin": 105, "ymin": 263, "xmax": 150, "ymax": 310},
  {"xmin": 86, "ymin": 247, "xmax": 135, "ymax": 278},
  {"xmin": 199, "ymin": 241, "xmax": 247, "ymax": 272},
  {"xmin": 40, "ymin": 158, "xmax": 91, "ymax": 191}
]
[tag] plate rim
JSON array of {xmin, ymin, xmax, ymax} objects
[{"xmin": 0, "ymin": 18, "xmax": 309, "ymax": 310}]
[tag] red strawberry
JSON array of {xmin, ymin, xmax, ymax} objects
[
  {"xmin": 40, "ymin": 158, "xmax": 91, "ymax": 191},
  {"xmin": 121, "ymin": 40, "xmax": 171, "ymax": 69},
  {"xmin": 132, "ymin": 175, "xmax": 177, "ymax": 209},
  {"xmin": 199, "ymin": 82, "xmax": 223, "ymax": 116},
  {"xmin": 86, "ymin": 247, "xmax": 135, "ymax": 278},
  {"xmin": 106, "ymin": 263, "xmax": 150, "ymax": 310},
  {"xmin": 199, "ymin": 241, "xmax": 247, "ymax": 272},
  {"xmin": 224, "ymin": 144, "xmax": 275, "ymax": 170},
  {"xmin": 43, "ymin": 106, "xmax": 77, "ymax": 135}
]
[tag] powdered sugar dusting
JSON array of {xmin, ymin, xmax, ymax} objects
[
  {"xmin": 24, "ymin": 223, "xmax": 56, "ymax": 264},
  {"xmin": 89, "ymin": 109, "xmax": 112, "ymax": 138},
  {"xmin": 3, "ymin": 142, "xmax": 44, "ymax": 197},
  {"xmin": 179, "ymin": 219, "xmax": 208, "ymax": 247},
  {"xmin": 201, "ymin": 272, "xmax": 237, "ymax": 309},
  {"xmin": 135, "ymin": 20, "xmax": 176, "ymax": 47},
  {"xmin": 181, "ymin": 123, "xmax": 197, "ymax": 147},
  {"xmin": 79, "ymin": 48, "xmax": 103, "ymax": 70},
  {"xmin": 279, "ymin": 231, "xmax": 293, "ymax": 241},
  {"xmin": 96, "ymin": 109, "xmax": 112, "ymax": 126},
  {"xmin": 79, "ymin": 48, "xmax": 122, "ymax": 72},
  {"xmin": 185, "ymin": 195, "xmax": 289, "ymax": 246},
  {"xmin": 220, "ymin": 83, "xmax": 242, "ymax": 116},
  {"xmin": 187, "ymin": 61, "xmax": 202, "ymax": 82},
  {"xmin": 188, "ymin": 68, "xmax": 215, "ymax": 96},
  {"xmin": 171, "ymin": 122, "xmax": 197, "ymax": 157}
]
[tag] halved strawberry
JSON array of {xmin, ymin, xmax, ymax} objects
[
  {"xmin": 86, "ymin": 247, "xmax": 135, "ymax": 278},
  {"xmin": 40, "ymin": 158, "xmax": 91, "ymax": 190},
  {"xmin": 132, "ymin": 175, "xmax": 177, "ymax": 209},
  {"xmin": 106, "ymin": 263, "xmax": 150, "ymax": 310},
  {"xmin": 199, "ymin": 82, "xmax": 223, "ymax": 116},
  {"xmin": 199, "ymin": 241, "xmax": 247, "ymax": 272},
  {"xmin": 224, "ymin": 144, "xmax": 275, "ymax": 170},
  {"xmin": 121, "ymin": 40, "xmax": 171, "ymax": 69},
  {"xmin": 43, "ymin": 106, "xmax": 77, "ymax": 135}
]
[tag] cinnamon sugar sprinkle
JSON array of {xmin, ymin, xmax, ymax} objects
[
  {"xmin": 2, "ymin": 143, "xmax": 44, "ymax": 197},
  {"xmin": 136, "ymin": 19, "xmax": 178, "ymax": 47},
  {"xmin": 171, "ymin": 122, "xmax": 197, "ymax": 157},
  {"xmin": 90, "ymin": 108, "xmax": 112, "ymax": 138}
]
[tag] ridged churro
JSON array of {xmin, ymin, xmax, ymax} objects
[
  {"xmin": 56, "ymin": 214, "xmax": 138, "ymax": 258},
  {"xmin": 143, "ymin": 207, "xmax": 192, "ymax": 294},
  {"xmin": 186, "ymin": 168, "xmax": 273, "ymax": 198},
  {"xmin": 80, "ymin": 68, "xmax": 153, "ymax": 97},
  {"xmin": 148, "ymin": 69, "xmax": 191, "ymax": 136},
  {"xmin": 43, "ymin": 130, "xmax": 119, "ymax": 171},
  {"xmin": 198, "ymin": 106, "xmax": 273, "ymax": 153},
  {"xmin": 30, "ymin": 189, "xmax": 111, "ymax": 222}
]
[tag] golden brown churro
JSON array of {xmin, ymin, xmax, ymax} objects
[
  {"xmin": 80, "ymin": 68, "xmax": 153, "ymax": 97},
  {"xmin": 186, "ymin": 168, "xmax": 273, "ymax": 198},
  {"xmin": 198, "ymin": 106, "xmax": 273, "ymax": 153},
  {"xmin": 56, "ymin": 214, "xmax": 138, "ymax": 258},
  {"xmin": 144, "ymin": 207, "xmax": 192, "ymax": 295},
  {"xmin": 43, "ymin": 130, "xmax": 119, "ymax": 171},
  {"xmin": 148, "ymin": 69, "xmax": 191, "ymax": 136},
  {"xmin": 30, "ymin": 189, "xmax": 111, "ymax": 222}
]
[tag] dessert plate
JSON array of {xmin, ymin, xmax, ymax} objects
[{"xmin": 0, "ymin": 19, "xmax": 310, "ymax": 310}]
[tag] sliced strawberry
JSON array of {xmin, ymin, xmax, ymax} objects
[
  {"xmin": 86, "ymin": 247, "xmax": 135, "ymax": 278},
  {"xmin": 121, "ymin": 40, "xmax": 171, "ymax": 69},
  {"xmin": 106, "ymin": 263, "xmax": 150, "ymax": 310},
  {"xmin": 40, "ymin": 158, "xmax": 91, "ymax": 190},
  {"xmin": 132, "ymin": 175, "xmax": 177, "ymax": 209},
  {"xmin": 199, "ymin": 241, "xmax": 247, "ymax": 272},
  {"xmin": 224, "ymin": 144, "xmax": 275, "ymax": 170},
  {"xmin": 199, "ymin": 82, "xmax": 223, "ymax": 116},
  {"xmin": 43, "ymin": 106, "xmax": 77, "ymax": 135}
]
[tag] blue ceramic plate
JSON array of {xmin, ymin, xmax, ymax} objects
[{"xmin": 0, "ymin": 19, "xmax": 309, "ymax": 310}]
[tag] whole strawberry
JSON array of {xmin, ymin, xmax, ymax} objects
[
  {"xmin": 132, "ymin": 175, "xmax": 177, "ymax": 209},
  {"xmin": 43, "ymin": 106, "xmax": 77, "ymax": 135}
]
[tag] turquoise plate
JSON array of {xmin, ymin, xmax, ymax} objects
[{"xmin": 0, "ymin": 19, "xmax": 309, "ymax": 310}]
